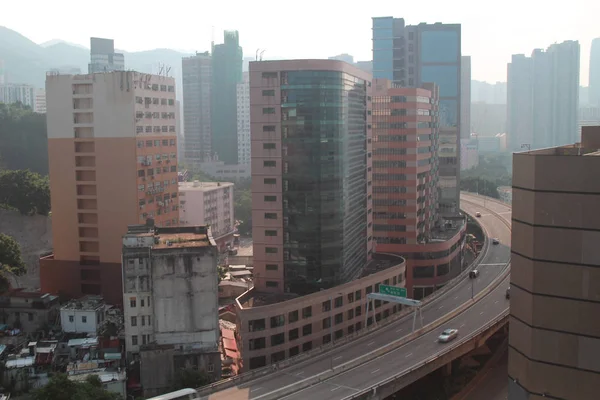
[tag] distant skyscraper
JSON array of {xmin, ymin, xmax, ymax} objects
[
  {"xmin": 507, "ymin": 41, "xmax": 580, "ymax": 150},
  {"xmin": 182, "ymin": 52, "xmax": 212, "ymax": 171},
  {"xmin": 211, "ymin": 31, "xmax": 243, "ymax": 165},
  {"xmin": 236, "ymin": 71, "xmax": 250, "ymax": 165},
  {"xmin": 88, "ymin": 37, "xmax": 124, "ymax": 73},
  {"xmin": 372, "ymin": 17, "xmax": 462, "ymax": 216},
  {"xmin": 0, "ymin": 83, "xmax": 36, "ymax": 108},
  {"xmin": 461, "ymin": 56, "xmax": 471, "ymax": 138},
  {"xmin": 589, "ymin": 38, "xmax": 600, "ymax": 106},
  {"xmin": 250, "ymin": 60, "xmax": 372, "ymax": 294}
]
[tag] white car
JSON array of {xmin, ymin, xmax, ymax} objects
[
  {"xmin": 492, "ymin": 238, "xmax": 500, "ymax": 245},
  {"xmin": 438, "ymin": 328, "xmax": 459, "ymax": 343}
]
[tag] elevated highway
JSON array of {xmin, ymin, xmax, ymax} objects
[{"xmin": 201, "ymin": 193, "xmax": 511, "ymax": 400}]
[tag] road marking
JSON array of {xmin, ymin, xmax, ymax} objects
[
  {"xmin": 495, "ymin": 300, "xmax": 499, "ymax": 304},
  {"xmin": 396, "ymin": 328, "xmax": 403, "ymax": 333},
  {"xmin": 405, "ymin": 353, "xmax": 413, "ymax": 358},
  {"xmin": 331, "ymin": 386, "xmax": 341, "ymax": 392},
  {"xmin": 251, "ymin": 387, "xmax": 263, "ymax": 393},
  {"xmin": 454, "ymin": 296, "xmax": 458, "ymax": 300},
  {"xmin": 480, "ymin": 311, "xmax": 484, "ymax": 315},
  {"xmin": 479, "ymin": 263, "xmax": 506, "ymax": 266},
  {"xmin": 295, "ymin": 371, "xmax": 304, "ymax": 376},
  {"xmin": 438, "ymin": 305, "xmax": 444, "ymax": 310},
  {"xmin": 371, "ymin": 368, "xmax": 380, "ymax": 374},
  {"xmin": 460, "ymin": 323, "xmax": 465, "ymax": 328},
  {"xmin": 334, "ymin": 356, "xmax": 343, "ymax": 361},
  {"xmin": 367, "ymin": 341, "xmax": 375, "ymax": 346}
]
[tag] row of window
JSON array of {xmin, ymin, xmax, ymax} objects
[
  {"xmin": 136, "ymin": 125, "xmax": 176, "ymax": 134},
  {"xmin": 130, "ymin": 315, "xmax": 152, "ymax": 327},
  {"xmin": 137, "ymin": 140, "xmax": 177, "ymax": 148},
  {"xmin": 136, "ymin": 111, "xmax": 176, "ymax": 119},
  {"xmin": 130, "ymin": 334, "xmax": 152, "ymax": 346},
  {"xmin": 129, "ymin": 296, "xmax": 151, "ymax": 308},
  {"xmin": 135, "ymin": 96, "xmax": 175, "ymax": 105},
  {"xmin": 138, "ymin": 168, "xmax": 178, "ymax": 177}
]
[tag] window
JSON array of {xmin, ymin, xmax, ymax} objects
[
  {"xmin": 263, "ymin": 125, "xmax": 276, "ymax": 132},
  {"xmin": 289, "ymin": 346, "xmax": 300, "ymax": 357},
  {"xmin": 264, "ymin": 212, "xmax": 277, "ymax": 219},
  {"xmin": 355, "ymin": 306, "xmax": 362, "ymax": 317},
  {"xmin": 347, "ymin": 292, "xmax": 354, "ymax": 303},
  {"xmin": 322, "ymin": 334, "xmax": 331, "ymax": 344},
  {"xmin": 249, "ymin": 318, "xmax": 266, "ymax": 332},
  {"xmin": 262, "ymin": 107, "xmax": 275, "ymax": 114},
  {"xmin": 262, "ymin": 89, "xmax": 275, "ymax": 96},
  {"xmin": 264, "ymin": 195, "xmax": 277, "ymax": 202},
  {"xmin": 263, "ymin": 160, "xmax": 276, "ymax": 167},
  {"xmin": 263, "ymin": 143, "xmax": 276, "ymax": 150},
  {"xmin": 141, "ymin": 299, "xmax": 145, "ymax": 307},
  {"xmin": 355, "ymin": 290, "xmax": 362, "ymax": 301},
  {"xmin": 262, "ymin": 72, "xmax": 278, "ymax": 78},
  {"xmin": 264, "ymin": 178, "xmax": 276, "ymax": 185},
  {"xmin": 271, "ymin": 333, "xmax": 285, "ymax": 346},
  {"xmin": 131, "ymin": 316, "xmax": 137, "ymax": 326},
  {"xmin": 302, "ymin": 306, "xmax": 312, "ymax": 319},
  {"xmin": 289, "ymin": 328, "xmax": 299, "ymax": 341},
  {"xmin": 334, "ymin": 313, "xmax": 343, "ymax": 325},
  {"xmin": 131, "ymin": 335, "xmax": 138, "ymax": 346},
  {"xmin": 347, "ymin": 309, "xmax": 354, "ymax": 320},
  {"xmin": 322, "ymin": 317, "xmax": 331, "ymax": 329},
  {"xmin": 249, "ymin": 337, "xmax": 266, "ymax": 350},
  {"xmin": 265, "ymin": 247, "xmax": 278, "ymax": 254},
  {"xmin": 266, "ymin": 264, "xmax": 278, "ymax": 271},
  {"xmin": 82, "ymin": 316, "xmax": 87, "ymax": 323},
  {"xmin": 266, "ymin": 280, "xmax": 278, "ymax": 287},
  {"xmin": 288, "ymin": 310, "xmax": 299, "ymax": 323},
  {"xmin": 265, "ymin": 230, "xmax": 277, "ymax": 236},
  {"xmin": 302, "ymin": 323, "xmax": 312, "ymax": 336},
  {"xmin": 141, "ymin": 316, "xmax": 146, "ymax": 326},
  {"xmin": 130, "ymin": 297, "xmax": 136, "ymax": 307},
  {"xmin": 322, "ymin": 300, "xmax": 331, "ymax": 312},
  {"xmin": 302, "ymin": 341, "xmax": 312, "ymax": 352},
  {"xmin": 69, "ymin": 315, "xmax": 74, "ymax": 323},
  {"xmin": 334, "ymin": 296, "xmax": 343, "ymax": 308},
  {"xmin": 271, "ymin": 315, "xmax": 285, "ymax": 328}
]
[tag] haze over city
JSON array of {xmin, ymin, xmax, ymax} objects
[{"xmin": 2, "ymin": 0, "xmax": 599, "ymax": 84}]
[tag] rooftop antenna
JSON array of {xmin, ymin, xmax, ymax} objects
[
  {"xmin": 256, "ymin": 49, "xmax": 260, "ymax": 61},
  {"xmin": 260, "ymin": 50, "xmax": 266, "ymax": 61}
]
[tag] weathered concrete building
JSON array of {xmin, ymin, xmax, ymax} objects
[{"xmin": 122, "ymin": 221, "xmax": 221, "ymax": 397}]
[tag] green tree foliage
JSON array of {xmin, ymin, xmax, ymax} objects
[
  {"xmin": 0, "ymin": 233, "xmax": 26, "ymax": 292},
  {"xmin": 0, "ymin": 102, "xmax": 48, "ymax": 175},
  {"xmin": 0, "ymin": 169, "xmax": 50, "ymax": 215},
  {"xmin": 234, "ymin": 186, "xmax": 252, "ymax": 236},
  {"xmin": 32, "ymin": 373, "xmax": 123, "ymax": 400},
  {"xmin": 460, "ymin": 153, "xmax": 512, "ymax": 199},
  {"xmin": 171, "ymin": 368, "xmax": 211, "ymax": 391}
]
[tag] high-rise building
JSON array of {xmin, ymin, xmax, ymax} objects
[
  {"xmin": 0, "ymin": 83, "xmax": 36, "ymax": 108},
  {"xmin": 122, "ymin": 222, "xmax": 221, "ymax": 397},
  {"xmin": 34, "ymin": 88, "xmax": 46, "ymax": 113},
  {"xmin": 371, "ymin": 79, "xmax": 440, "ymax": 246},
  {"xmin": 88, "ymin": 37, "xmax": 124, "ymax": 74},
  {"xmin": 509, "ymin": 126, "xmax": 600, "ymax": 400},
  {"xmin": 461, "ymin": 56, "xmax": 471, "ymax": 138},
  {"xmin": 40, "ymin": 71, "xmax": 179, "ymax": 305},
  {"xmin": 590, "ymin": 38, "xmax": 600, "ymax": 106},
  {"xmin": 507, "ymin": 41, "xmax": 580, "ymax": 151},
  {"xmin": 212, "ymin": 31, "xmax": 243, "ymax": 165},
  {"xmin": 237, "ymin": 71, "xmax": 251, "ymax": 165},
  {"xmin": 182, "ymin": 52, "xmax": 212, "ymax": 171},
  {"xmin": 372, "ymin": 17, "xmax": 462, "ymax": 216},
  {"xmin": 250, "ymin": 60, "xmax": 372, "ymax": 294}
]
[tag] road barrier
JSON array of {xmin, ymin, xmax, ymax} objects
[{"xmin": 197, "ymin": 195, "xmax": 509, "ymax": 397}]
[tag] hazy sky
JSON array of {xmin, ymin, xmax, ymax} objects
[{"xmin": 2, "ymin": 0, "xmax": 599, "ymax": 85}]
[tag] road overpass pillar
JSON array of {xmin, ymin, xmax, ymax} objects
[{"xmin": 442, "ymin": 362, "xmax": 452, "ymax": 377}]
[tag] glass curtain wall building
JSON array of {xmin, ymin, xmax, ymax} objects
[
  {"xmin": 372, "ymin": 18, "xmax": 461, "ymax": 216},
  {"xmin": 250, "ymin": 60, "xmax": 373, "ymax": 295},
  {"xmin": 211, "ymin": 31, "xmax": 243, "ymax": 164}
]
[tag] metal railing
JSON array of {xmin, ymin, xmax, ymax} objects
[
  {"xmin": 342, "ymin": 309, "xmax": 510, "ymax": 399},
  {"xmin": 197, "ymin": 195, "xmax": 510, "ymax": 395}
]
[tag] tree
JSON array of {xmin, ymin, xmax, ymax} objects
[
  {"xmin": 234, "ymin": 188, "xmax": 252, "ymax": 236},
  {"xmin": 32, "ymin": 373, "xmax": 123, "ymax": 400},
  {"xmin": 172, "ymin": 368, "xmax": 211, "ymax": 391},
  {"xmin": 0, "ymin": 103, "xmax": 48, "ymax": 175},
  {"xmin": 0, "ymin": 233, "xmax": 26, "ymax": 292},
  {"xmin": 0, "ymin": 169, "xmax": 50, "ymax": 215}
]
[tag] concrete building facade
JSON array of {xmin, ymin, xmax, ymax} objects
[
  {"xmin": 88, "ymin": 37, "xmax": 124, "ymax": 74},
  {"xmin": 178, "ymin": 181, "xmax": 234, "ymax": 249},
  {"xmin": 34, "ymin": 88, "xmax": 46, "ymax": 113},
  {"xmin": 460, "ymin": 138, "xmax": 479, "ymax": 171},
  {"xmin": 237, "ymin": 71, "xmax": 251, "ymax": 165},
  {"xmin": 40, "ymin": 71, "xmax": 179, "ymax": 305},
  {"xmin": 509, "ymin": 126, "xmax": 600, "ymax": 400},
  {"xmin": 249, "ymin": 59, "xmax": 373, "ymax": 294},
  {"xmin": 372, "ymin": 17, "xmax": 462, "ymax": 216},
  {"xmin": 122, "ymin": 223, "xmax": 221, "ymax": 396},
  {"xmin": 590, "ymin": 38, "xmax": 600, "ymax": 106},
  {"xmin": 60, "ymin": 296, "xmax": 107, "ymax": 334},
  {"xmin": 182, "ymin": 52, "xmax": 212, "ymax": 171},
  {"xmin": 461, "ymin": 56, "xmax": 471, "ymax": 138},
  {"xmin": 0, "ymin": 289, "xmax": 59, "ymax": 334}
]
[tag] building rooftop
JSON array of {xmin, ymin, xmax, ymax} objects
[
  {"xmin": 123, "ymin": 223, "xmax": 215, "ymax": 249},
  {"xmin": 430, "ymin": 217, "xmax": 465, "ymax": 242},
  {"xmin": 61, "ymin": 296, "xmax": 106, "ymax": 312},
  {"xmin": 178, "ymin": 181, "xmax": 233, "ymax": 192}
]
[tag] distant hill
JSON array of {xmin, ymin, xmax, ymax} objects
[{"xmin": 0, "ymin": 26, "xmax": 193, "ymax": 97}]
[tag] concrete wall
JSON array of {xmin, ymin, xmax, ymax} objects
[{"xmin": 0, "ymin": 209, "xmax": 52, "ymax": 289}]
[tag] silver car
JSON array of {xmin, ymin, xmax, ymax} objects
[{"xmin": 438, "ymin": 328, "xmax": 459, "ymax": 343}]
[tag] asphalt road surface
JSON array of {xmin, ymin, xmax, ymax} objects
[{"xmin": 205, "ymin": 194, "xmax": 511, "ymax": 400}]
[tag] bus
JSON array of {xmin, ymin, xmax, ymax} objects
[{"xmin": 146, "ymin": 388, "xmax": 199, "ymax": 400}]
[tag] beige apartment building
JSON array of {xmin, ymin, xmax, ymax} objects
[
  {"xmin": 509, "ymin": 126, "xmax": 600, "ymax": 399},
  {"xmin": 41, "ymin": 71, "xmax": 179, "ymax": 305},
  {"xmin": 178, "ymin": 181, "xmax": 235, "ymax": 250}
]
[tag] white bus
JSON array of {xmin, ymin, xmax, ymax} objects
[{"xmin": 146, "ymin": 388, "xmax": 199, "ymax": 400}]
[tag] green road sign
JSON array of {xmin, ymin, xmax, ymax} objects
[{"xmin": 379, "ymin": 285, "xmax": 407, "ymax": 298}]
